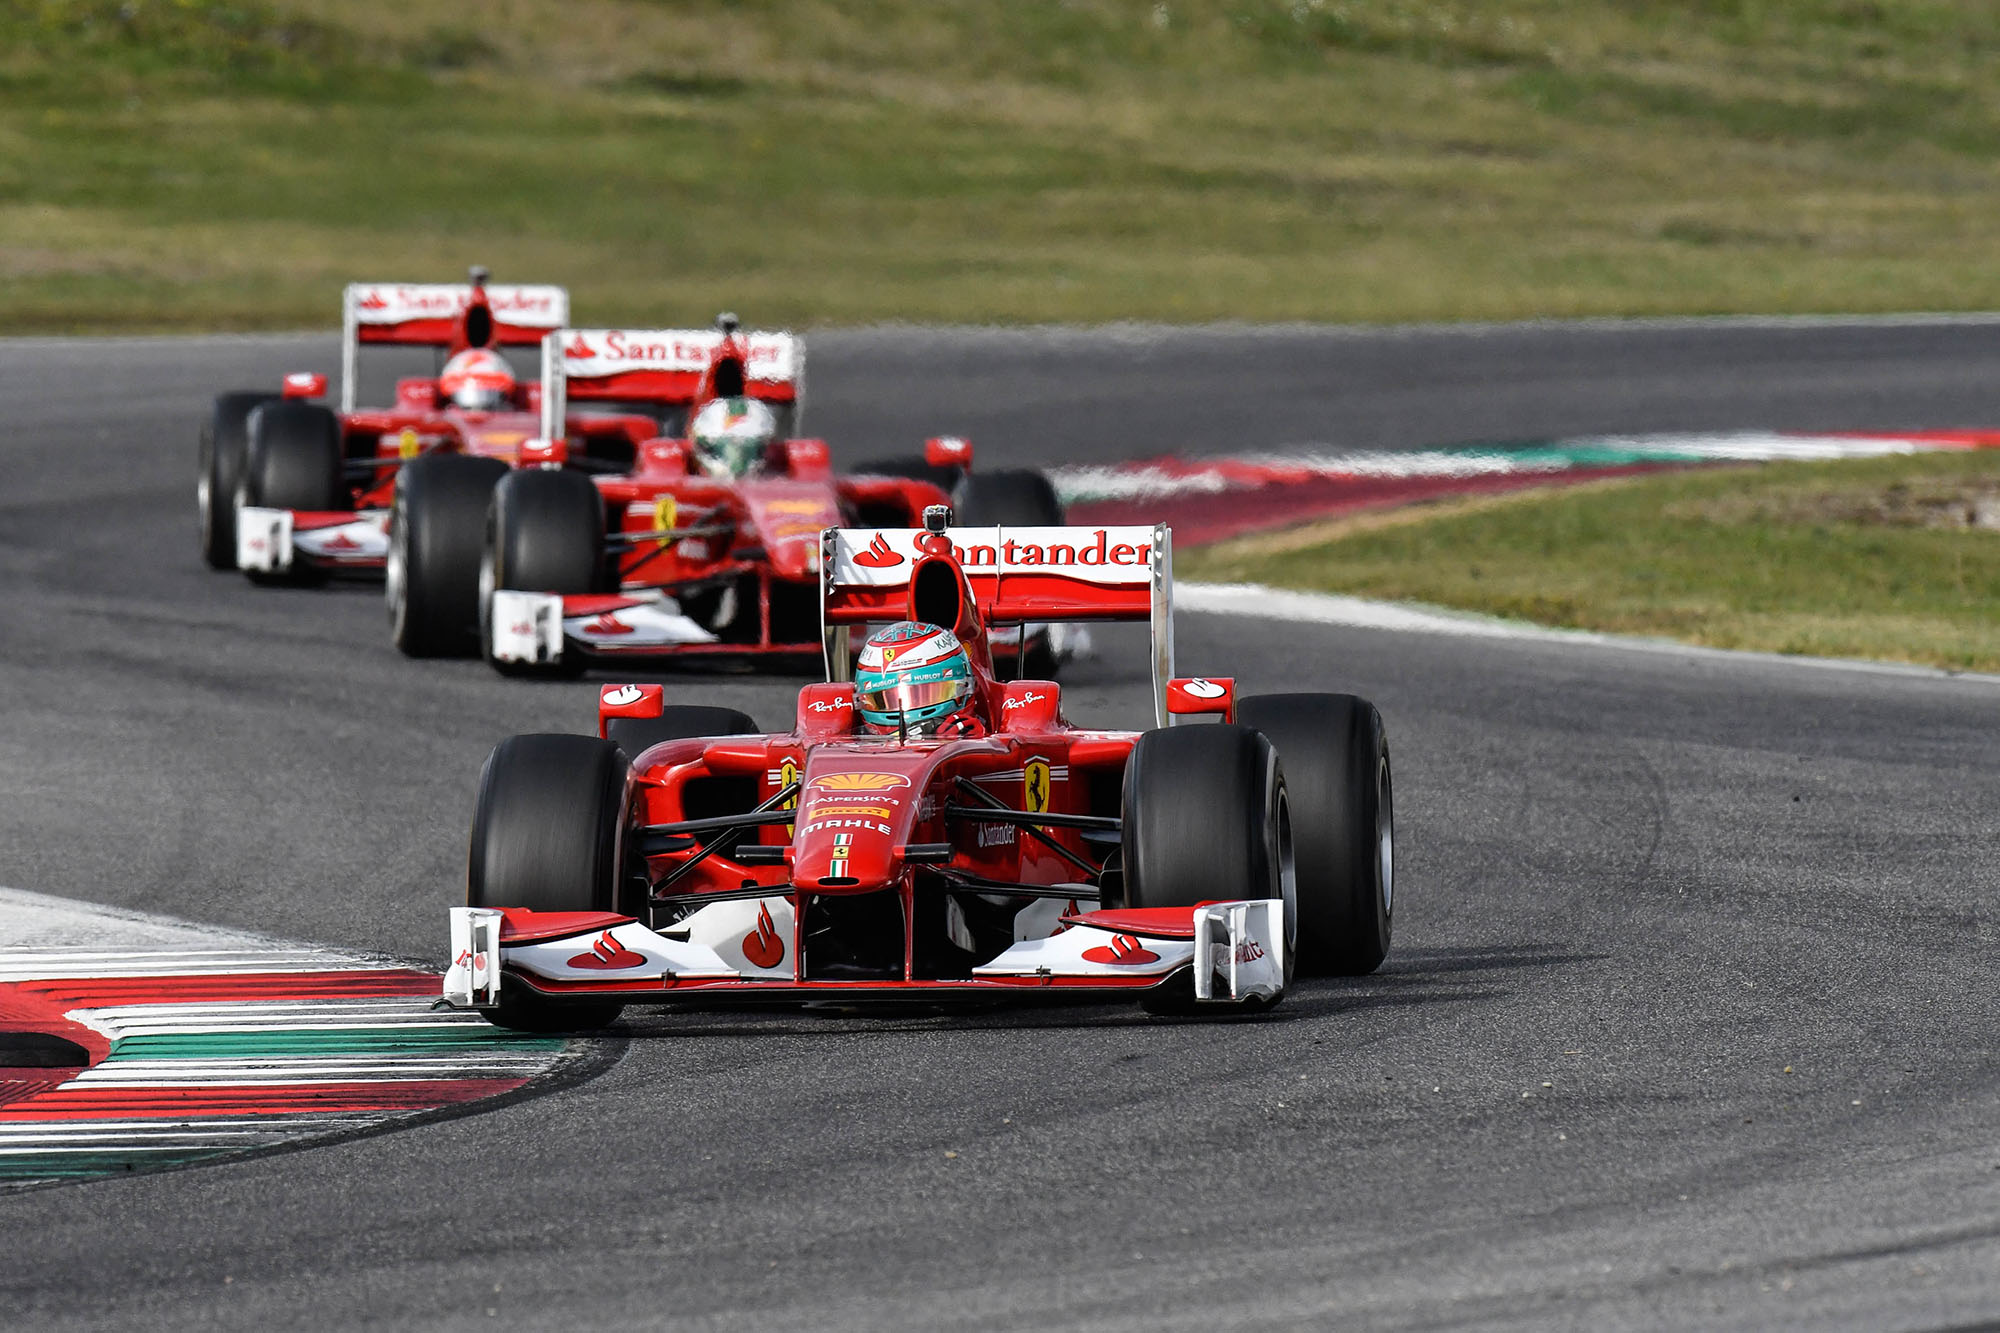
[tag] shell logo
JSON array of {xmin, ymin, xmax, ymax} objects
[{"xmin": 810, "ymin": 772, "xmax": 911, "ymax": 792}]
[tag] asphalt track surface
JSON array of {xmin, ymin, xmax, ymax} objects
[{"xmin": 2, "ymin": 320, "xmax": 1998, "ymax": 1329}]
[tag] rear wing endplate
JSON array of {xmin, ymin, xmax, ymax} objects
[
  {"xmin": 339, "ymin": 282, "xmax": 569, "ymax": 412},
  {"xmin": 539, "ymin": 328, "xmax": 805, "ymax": 439},
  {"xmin": 820, "ymin": 524, "xmax": 1176, "ymax": 728}
]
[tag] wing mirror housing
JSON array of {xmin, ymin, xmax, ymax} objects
[
  {"xmin": 924, "ymin": 435, "xmax": 973, "ymax": 470},
  {"xmin": 281, "ymin": 371, "xmax": 327, "ymax": 400},
  {"xmin": 1165, "ymin": 676, "xmax": 1235, "ymax": 724}
]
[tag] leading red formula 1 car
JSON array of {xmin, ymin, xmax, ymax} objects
[{"xmin": 443, "ymin": 508, "xmax": 1395, "ymax": 1030}]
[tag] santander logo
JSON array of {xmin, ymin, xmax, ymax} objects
[
  {"xmin": 357, "ymin": 291, "xmax": 388, "ymax": 310},
  {"xmin": 853, "ymin": 533, "xmax": 905, "ymax": 569},
  {"xmin": 1082, "ymin": 934, "xmax": 1161, "ymax": 966},
  {"xmin": 565, "ymin": 336, "xmax": 596, "ymax": 359},
  {"xmin": 567, "ymin": 931, "xmax": 647, "ymax": 970},
  {"xmin": 742, "ymin": 902, "xmax": 785, "ymax": 969},
  {"xmin": 584, "ymin": 614, "xmax": 634, "ymax": 635}
]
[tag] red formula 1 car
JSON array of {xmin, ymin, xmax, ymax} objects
[
  {"xmin": 198, "ymin": 269, "xmax": 584, "ymax": 580},
  {"xmin": 443, "ymin": 509, "xmax": 1396, "ymax": 1030},
  {"xmin": 470, "ymin": 327, "xmax": 1068, "ymax": 675}
]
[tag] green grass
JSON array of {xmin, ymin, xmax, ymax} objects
[
  {"xmin": 1181, "ymin": 452, "xmax": 2000, "ymax": 671},
  {"xmin": 11, "ymin": 1, "xmax": 2000, "ymax": 329}
]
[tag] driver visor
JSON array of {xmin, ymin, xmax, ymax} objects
[{"xmin": 857, "ymin": 677, "xmax": 969, "ymax": 717}]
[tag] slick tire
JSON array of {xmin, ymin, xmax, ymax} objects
[
  {"xmin": 951, "ymin": 469, "xmax": 1066, "ymax": 679},
  {"xmin": 467, "ymin": 733, "xmax": 631, "ymax": 1032},
  {"xmin": 482, "ymin": 468, "xmax": 606, "ymax": 678},
  {"xmin": 606, "ymin": 706, "xmax": 760, "ymax": 763},
  {"xmin": 389, "ymin": 453, "xmax": 508, "ymax": 658},
  {"xmin": 198, "ymin": 390, "xmax": 276, "ymax": 569},
  {"xmin": 1118, "ymin": 723, "xmax": 1295, "ymax": 1009},
  {"xmin": 236, "ymin": 401, "xmax": 345, "ymax": 584},
  {"xmin": 1236, "ymin": 693, "xmax": 1394, "ymax": 977}
]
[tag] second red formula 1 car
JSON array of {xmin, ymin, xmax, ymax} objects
[
  {"xmin": 444, "ymin": 507, "xmax": 1395, "ymax": 1030},
  {"xmin": 473, "ymin": 325, "xmax": 1067, "ymax": 674}
]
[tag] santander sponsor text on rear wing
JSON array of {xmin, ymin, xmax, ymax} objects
[
  {"xmin": 339, "ymin": 282, "xmax": 569, "ymax": 412},
  {"xmin": 539, "ymin": 327, "xmax": 805, "ymax": 438},
  {"xmin": 820, "ymin": 524, "xmax": 1176, "ymax": 727}
]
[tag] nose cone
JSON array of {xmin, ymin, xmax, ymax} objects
[{"xmin": 789, "ymin": 764, "xmax": 918, "ymax": 890}]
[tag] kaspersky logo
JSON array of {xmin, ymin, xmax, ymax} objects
[{"xmin": 853, "ymin": 533, "xmax": 904, "ymax": 569}]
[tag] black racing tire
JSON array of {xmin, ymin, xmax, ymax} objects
[
  {"xmin": 1119, "ymin": 724, "xmax": 1294, "ymax": 1014},
  {"xmin": 467, "ymin": 733, "xmax": 632, "ymax": 1031},
  {"xmin": 953, "ymin": 469, "xmax": 1067, "ymax": 678},
  {"xmin": 239, "ymin": 400, "xmax": 345, "ymax": 513},
  {"xmin": 848, "ymin": 455, "xmax": 962, "ymax": 495},
  {"xmin": 388, "ymin": 453, "xmax": 508, "ymax": 658},
  {"xmin": 1236, "ymin": 693, "xmax": 1394, "ymax": 977},
  {"xmin": 198, "ymin": 391, "xmax": 276, "ymax": 569},
  {"xmin": 606, "ymin": 705, "xmax": 760, "ymax": 762},
  {"xmin": 483, "ymin": 469, "xmax": 606, "ymax": 678}
]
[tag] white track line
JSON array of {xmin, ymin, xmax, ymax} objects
[{"xmin": 1178, "ymin": 582, "xmax": 2000, "ymax": 686}]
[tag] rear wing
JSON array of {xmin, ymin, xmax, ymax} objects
[
  {"xmin": 820, "ymin": 524, "xmax": 1175, "ymax": 727},
  {"xmin": 539, "ymin": 327, "xmax": 805, "ymax": 438},
  {"xmin": 339, "ymin": 281, "xmax": 569, "ymax": 412}
]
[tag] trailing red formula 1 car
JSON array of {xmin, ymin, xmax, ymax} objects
[
  {"xmin": 444, "ymin": 508, "xmax": 1395, "ymax": 1030},
  {"xmin": 470, "ymin": 326, "xmax": 1068, "ymax": 674},
  {"xmin": 198, "ymin": 268, "xmax": 587, "ymax": 580}
]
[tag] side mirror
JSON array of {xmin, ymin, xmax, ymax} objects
[
  {"xmin": 520, "ymin": 437, "xmax": 568, "ymax": 469},
  {"xmin": 281, "ymin": 371, "xmax": 327, "ymax": 400},
  {"xmin": 924, "ymin": 435, "xmax": 973, "ymax": 470},
  {"xmin": 1165, "ymin": 676, "xmax": 1235, "ymax": 724},
  {"xmin": 596, "ymin": 683, "xmax": 664, "ymax": 738}
]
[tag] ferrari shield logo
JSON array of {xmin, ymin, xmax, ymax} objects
[
  {"xmin": 652, "ymin": 494, "xmax": 677, "ymax": 545},
  {"xmin": 1024, "ymin": 757, "xmax": 1052, "ymax": 815},
  {"xmin": 398, "ymin": 427, "xmax": 420, "ymax": 460},
  {"xmin": 780, "ymin": 757, "xmax": 799, "ymax": 834}
]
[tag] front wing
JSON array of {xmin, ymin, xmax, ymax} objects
[
  {"xmin": 443, "ymin": 899, "xmax": 1286, "ymax": 1010},
  {"xmin": 237, "ymin": 506, "xmax": 390, "ymax": 575}
]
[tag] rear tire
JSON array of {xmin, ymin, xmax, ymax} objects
[
  {"xmin": 467, "ymin": 733, "xmax": 631, "ymax": 1031},
  {"xmin": 198, "ymin": 391, "xmax": 276, "ymax": 569},
  {"xmin": 1236, "ymin": 693, "xmax": 1393, "ymax": 976},
  {"xmin": 389, "ymin": 454, "xmax": 508, "ymax": 658},
  {"xmin": 953, "ymin": 469, "xmax": 1066, "ymax": 678},
  {"xmin": 1118, "ymin": 724, "xmax": 1294, "ymax": 1010},
  {"xmin": 607, "ymin": 705, "xmax": 759, "ymax": 761},
  {"xmin": 482, "ymin": 469, "xmax": 606, "ymax": 677}
]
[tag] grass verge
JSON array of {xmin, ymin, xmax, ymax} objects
[
  {"xmin": 1181, "ymin": 452, "xmax": 2000, "ymax": 671},
  {"xmin": 10, "ymin": 1, "xmax": 2000, "ymax": 330}
]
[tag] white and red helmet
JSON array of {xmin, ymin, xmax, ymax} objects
[{"xmin": 439, "ymin": 348, "xmax": 516, "ymax": 411}]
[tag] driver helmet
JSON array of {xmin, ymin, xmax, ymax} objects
[
  {"xmin": 690, "ymin": 397, "xmax": 778, "ymax": 480},
  {"xmin": 439, "ymin": 348, "xmax": 516, "ymax": 412},
  {"xmin": 855, "ymin": 622, "xmax": 977, "ymax": 736}
]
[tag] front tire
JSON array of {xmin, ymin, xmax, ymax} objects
[
  {"xmin": 198, "ymin": 391, "xmax": 276, "ymax": 569},
  {"xmin": 389, "ymin": 453, "xmax": 508, "ymax": 658},
  {"xmin": 482, "ymin": 469, "xmax": 606, "ymax": 677},
  {"xmin": 607, "ymin": 705, "xmax": 760, "ymax": 761},
  {"xmin": 1118, "ymin": 724, "xmax": 1295, "ymax": 1009},
  {"xmin": 467, "ymin": 733, "xmax": 632, "ymax": 1031},
  {"xmin": 1236, "ymin": 693, "xmax": 1393, "ymax": 976}
]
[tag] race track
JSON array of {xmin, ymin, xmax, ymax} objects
[{"xmin": 1, "ymin": 320, "xmax": 1996, "ymax": 1329}]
